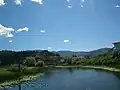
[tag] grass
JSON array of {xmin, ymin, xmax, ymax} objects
[{"xmin": 0, "ymin": 67, "xmax": 21, "ymax": 83}]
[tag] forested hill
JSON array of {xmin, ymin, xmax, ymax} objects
[{"xmin": 0, "ymin": 50, "xmax": 60, "ymax": 66}]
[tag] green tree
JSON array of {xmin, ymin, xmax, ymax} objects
[
  {"xmin": 65, "ymin": 57, "xmax": 73, "ymax": 65},
  {"xmin": 113, "ymin": 51, "xmax": 120, "ymax": 60},
  {"xmin": 23, "ymin": 57, "xmax": 36, "ymax": 66}
]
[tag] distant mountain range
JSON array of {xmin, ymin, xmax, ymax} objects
[{"xmin": 57, "ymin": 48, "xmax": 111, "ymax": 57}]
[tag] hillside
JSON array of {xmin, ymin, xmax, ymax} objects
[
  {"xmin": 89, "ymin": 48, "xmax": 111, "ymax": 57},
  {"xmin": 58, "ymin": 48, "xmax": 111, "ymax": 57}
]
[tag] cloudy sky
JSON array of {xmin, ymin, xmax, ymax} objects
[{"xmin": 0, "ymin": 0, "xmax": 120, "ymax": 51}]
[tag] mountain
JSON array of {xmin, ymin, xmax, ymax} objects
[
  {"xmin": 89, "ymin": 48, "xmax": 111, "ymax": 57},
  {"xmin": 57, "ymin": 51, "xmax": 89, "ymax": 57},
  {"xmin": 58, "ymin": 48, "xmax": 111, "ymax": 57}
]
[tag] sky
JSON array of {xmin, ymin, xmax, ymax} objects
[{"xmin": 0, "ymin": 0, "xmax": 120, "ymax": 51}]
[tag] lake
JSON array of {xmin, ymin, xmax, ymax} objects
[{"xmin": 7, "ymin": 68, "xmax": 120, "ymax": 90}]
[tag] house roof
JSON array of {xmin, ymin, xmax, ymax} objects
[{"xmin": 112, "ymin": 42, "xmax": 120, "ymax": 44}]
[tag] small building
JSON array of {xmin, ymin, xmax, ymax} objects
[{"xmin": 112, "ymin": 42, "xmax": 120, "ymax": 51}]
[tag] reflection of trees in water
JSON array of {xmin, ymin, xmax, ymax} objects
[
  {"xmin": 95, "ymin": 69, "xmax": 113, "ymax": 74},
  {"xmin": 66, "ymin": 67, "xmax": 74, "ymax": 73},
  {"xmin": 18, "ymin": 76, "xmax": 21, "ymax": 90},
  {"xmin": 42, "ymin": 70, "xmax": 54, "ymax": 79},
  {"xmin": 114, "ymin": 72, "xmax": 120, "ymax": 80},
  {"xmin": 66, "ymin": 67, "xmax": 90, "ymax": 73},
  {"xmin": 18, "ymin": 84, "xmax": 21, "ymax": 90}
]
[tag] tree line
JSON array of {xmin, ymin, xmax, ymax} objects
[
  {"xmin": 0, "ymin": 50, "xmax": 62, "ymax": 67},
  {"xmin": 0, "ymin": 49, "xmax": 120, "ymax": 68}
]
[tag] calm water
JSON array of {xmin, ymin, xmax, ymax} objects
[{"xmin": 7, "ymin": 68, "xmax": 120, "ymax": 90}]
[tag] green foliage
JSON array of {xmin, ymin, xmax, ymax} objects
[
  {"xmin": 62, "ymin": 50, "xmax": 120, "ymax": 67},
  {"xmin": 113, "ymin": 51, "xmax": 120, "ymax": 60},
  {"xmin": 73, "ymin": 51, "xmax": 120, "ymax": 66}
]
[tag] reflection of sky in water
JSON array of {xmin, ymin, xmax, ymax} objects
[{"xmin": 7, "ymin": 68, "xmax": 120, "ymax": 90}]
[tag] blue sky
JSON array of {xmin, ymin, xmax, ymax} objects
[{"xmin": 0, "ymin": 0, "xmax": 120, "ymax": 51}]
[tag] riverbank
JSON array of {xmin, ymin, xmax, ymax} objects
[
  {"xmin": 1, "ymin": 65, "xmax": 120, "ymax": 89},
  {"xmin": 55, "ymin": 65, "xmax": 120, "ymax": 72},
  {"xmin": 0, "ymin": 73, "xmax": 41, "ymax": 89}
]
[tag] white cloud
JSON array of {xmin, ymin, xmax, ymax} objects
[
  {"xmin": 80, "ymin": 4, "xmax": 84, "ymax": 8},
  {"xmin": 0, "ymin": 24, "xmax": 14, "ymax": 38},
  {"xmin": 9, "ymin": 40, "xmax": 12, "ymax": 43},
  {"xmin": 80, "ymin": 0, "xmax": 85, "ymax": 8},
  {"xmin": 64, "ymin": 40, "xmax": 69, "ymax": 43},
  {"xmin": 115, "ymin": 5, "xmax": 120, "ymax": 8},
  {"xmin": 31, "ymin": 0, "xmax": 43, "ymax": 5},
  {"xmin": 14, "ymin": 0, "xmax": 24, "ymax": 5},
  {"xmin": 66, "ymin": 0, "xmax": 70, "ymax": 3},
  {"xmin": 68, "ymin": 5, "xmax": 72, "ymax": 8},
  {"xmin": 0, "ymin": 0, "xmax": 6, "ymax": 6},
  {"xmin": 47, "ymin": 47, "xmax": 52, "ymax": 50},
  {"xmin": 16, "ymin": 27, "xmax": 29, "ymax": 33},
  {"xmin": 40, "ymin": 30, "xmax": 45, "ymax": 33},
  {"xmin": 81, "ymin": 0, "xmax": 85, "ymax": 3}
]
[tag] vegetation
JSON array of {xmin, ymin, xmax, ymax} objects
[{"xmin": 63, "ymin": 50, "xmax": 120, "ymax": 68}]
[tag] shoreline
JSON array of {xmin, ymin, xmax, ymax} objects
[
  {"xmin": 0, "ymin": 73, "xmax": 41, "ymax": 89},
  {"xmin": 55, "ymin": 65, "xmax": 120, "ymax": 72}
]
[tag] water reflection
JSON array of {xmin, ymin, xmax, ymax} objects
[
  {"xmin": 18, "ymin": 84, "xmax": 21, "ymax": 90},
  {"xmin": 67, "ymin": 67, "xmax": 74, "ymax": 73},
  {"xmin": 114, "ymin": 72, "xmax": 120, "ymax": 80}
]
